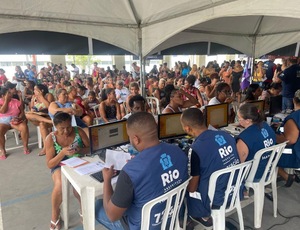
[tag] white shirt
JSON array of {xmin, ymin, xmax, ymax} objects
[{"xmin": 115, "ymin": 87, "xmax": 130, "ymax": 103}]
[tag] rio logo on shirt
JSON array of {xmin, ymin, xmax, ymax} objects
[
  {"xmin": 215, "ymin": 134, "xmax": 233, "ymax": 159},
  {"xmin": 261, "ymin": 128, "xmax": 273, "ymax": 148},
  {"xmin": 160, "ymin": 153, "xmax": 180, "ymax": 188}
]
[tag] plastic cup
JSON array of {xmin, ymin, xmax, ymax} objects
[{"xmin": 266, "ymin": 117, "xmax": 272, "ymax": 125}]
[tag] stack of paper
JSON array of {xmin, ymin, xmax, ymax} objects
[
  {"xmin": 75, "ymin": 161, "xmax": 105, "ymax": 175},
  {"xmin": 60, "ymin": 157, "xmax": 88, "ymax": 168}
]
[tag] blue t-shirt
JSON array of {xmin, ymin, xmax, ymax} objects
[
  {"xmin": 188, "ymin": 130, "xmax": 240, "ymax": 217},
  {"xmin": 278, "ymin": 64, "xmax": 300, "ymax": 98},
  {"xmin": 278, "ymin": 110, "xmax": 300, "ymax": 168},
  {"xmin": 237, "ymin": 122, "xmax": 276, "ymax": 179},
  {"xmin": 48, "ymin": 101, "xmax": 73, "ymax": 119},
  {"xmin": 27, "ymin": 70, "xmax": 37, "ymax": 84},
  {"xmin": 122, "ymin": 142, "xmax": 188, "ymax": 230}
]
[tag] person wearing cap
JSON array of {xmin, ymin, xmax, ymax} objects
[
  {"xmin": 0, "ymin": 87, "xmax": 30, "ymax": 159},
  {"xmin": 0, "ymin": 68, "xmax": 8, "ymax": 87},
  {"xmin": 276, "ymin": 89, "xmax": 300, "ymax": 187},
  {"xmin": 5, "ymin": 81, "xmax": 23, "ymax": 102}
]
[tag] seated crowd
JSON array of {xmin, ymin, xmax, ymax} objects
[{"xmin": 0, "ymin": 58, "xmax": 299, "ymax": 230}]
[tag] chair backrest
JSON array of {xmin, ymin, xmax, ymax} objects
[
  {"xmin": 92, "ymin": 104, "xmax": 100, "ymax": 118},
  {"xmin": 141, "ymin": 178, "xmax": 191, "ymax": 230},
  {"xmin": 146, "ymin": 96, "xmax": 161, "ymax": 115},
  {"xmin": 245, "ymin": 142, "xmax": 287, "ymax": 185},
  {"xmin": 208, "ymin": 161, "xmax": 253, "ymax": 213}
]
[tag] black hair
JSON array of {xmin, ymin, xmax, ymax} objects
[
  {"xmin": 199, "ymin": 78, "xmax": 208, "ymax": 84},
  {"xmin": 78, "ymin": 85, "xmax": 87, "ymax": 91},
  {"xmin": 238, "ymin": 103, "xmax": 264, "ymax": 125},
  {"xmin": 269, "ymin": 82, "xmax": 282, "ymax": 90},
  {"xmin": 0, "ymin": 87, "xmax": 8, "ymax": 97},
  {"xmin": 36, "ymin": 84, "xmax": 49, "ymax": 96},
  {"xmin": 244, "ymin": 84, "xmax": 260, "ymax": 101},
  {"xmin": 164, "ymin": 84, "xmax": 176, "ymax": 105},
  {"xmin": 53, "ymin": 112, "xmax": 72, "ymax": 126},
  {"xmin": 63, "ymin": 80, "xmax": 71, "ymax": 87},
  {"xmin": 127, "ymin": 111, "xmax": 156, "ymax": 130},
  {"xmin": 27, "ymin": 80, "xmax": 36, "ymax": 88},
  {"xmin": 105, "ymin": 88, "xmax": 115, "ymax": 97},
  {"xmin": 88, "ymin": 91, "xmax": 96, "ymax": 97},
  {"xmin": 128, "ymin": 95, "xmax": 146, "ymax": 108},
  {"xmin": 185, "ymin": 75, "xmax": 196, "ymax": 85},
  {"xmin": 216, "ymin": 82, "xmax": 230, "ymax": 93},
  {"xmin": 181, "ymin": 108, "xmax": 206, "ymax": 128}
]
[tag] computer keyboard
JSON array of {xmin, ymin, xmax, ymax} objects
[{"xmin": 90, "ymin": 170, "xmax": 120, "ymax": 183}]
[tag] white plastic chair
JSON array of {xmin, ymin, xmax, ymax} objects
[
  {"xmin": 5, "ymin": 129, "xmax": 19, "ymax": 145},
  {"xmin": 91, "ymin": 104, "xmax": 102, "ymax": 125},
  {"xmin": 141, "ymin": 178, "xmax": 191, "ymax": 230},
  {"xmin": 245, "ymin": 142, "xmax": 288, "ymax": 229},
  {"xmin": 37, "ymin": 126, "xmax": 43, "ymax": 149},
  {"xmin": 146, "ymin": 96, "xmax": 161, "ymax": 115},
  {"xmin": 208, "ymin": 161, "xmax": 253, "ymax": 230}
]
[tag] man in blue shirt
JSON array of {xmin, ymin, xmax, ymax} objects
[
  {"xmin": 180, "ymin": 108, "xmax": 240, "ymax": 228},
  {"xmin": 27, "ymin": 65, "xmax": 37, "ymax": 84},
  {"xmin": 96, "ymin": 112, "xmax": 189, "ymax": 230},
  {"xmin": 276, "ymin": 58, "xmax": 300, "ymax": 112}
]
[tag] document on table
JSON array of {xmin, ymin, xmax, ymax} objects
[
  {"xmin": 75, "ymin": 161, "xmax": 105, "ymax": 175},
  {"xmin": 105, "ymin": 149, "xmax": 131, "ymax": 170},
  {"xmin": 60, "ymin": 157, "xmax": 88, "ymax": 168}
]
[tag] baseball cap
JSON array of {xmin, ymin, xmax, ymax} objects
[{"xmin": 5, "ymin": 81, "xmax": 17, "ymax": 89}]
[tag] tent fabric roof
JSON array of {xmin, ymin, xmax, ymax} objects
[{"xmin": 0, "ymin": 0, "xmax": 299, "ymax": 57}]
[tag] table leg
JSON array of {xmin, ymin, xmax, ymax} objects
[
  {"xmin": 81, "ymin": 186, "xmax": 95, "ymax": 230},
  {"xmin": 61, "ymin": 170, "xmax": 70, "ymax": 229}
]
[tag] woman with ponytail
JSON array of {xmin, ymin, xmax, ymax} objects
[{"xmin": 236, "ymin": 103, "xmax": 276, "ymax": 180}]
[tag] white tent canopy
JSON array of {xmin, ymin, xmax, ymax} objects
[{"xmin": 0, "ymin": 0, "xmax": 299, "ymax": 57}]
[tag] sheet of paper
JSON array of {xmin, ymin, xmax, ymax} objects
[
  {"xmin": 74, "ymin": 161, "xmax": 104, "ymax": 175},
  {"xmin": 105, "ymin": 149, "xmax": 131, "ymax": 170},
  {"xmin": 208, "ymin": 124, "xmax": 218, "ymax": 131},
  {"xmin": 61, "ymin": 157, "xmax": 87, "ymax": 168}
]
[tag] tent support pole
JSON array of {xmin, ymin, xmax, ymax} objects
[
  {"xmin": 295, "ymin": 42, "xmax": 300, "ymax": 57},
  {"xmin": 250, "ymin": 36, "xmax": 256, "ymax": 84},
  {"xmin": 138, "ymin": 27, "xmax": 146, "ymax": 98}
]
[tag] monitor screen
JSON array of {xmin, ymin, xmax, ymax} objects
[
  {"xmin": 89, "ymin": 120, "xmax": 129, "ymax": 154},
  {"xmin": 248, "ymin": 100, "xmax": 265, "ymax": 112},
  {"xmin": 205, "ymin": 103, "xmax": 229, "ymax": 128},
  {"xmin": 158, "ymin": 112, "xmax": 186, "ymax": 140},
  {"xmin": 269, "ymin": 95, "xmax": 282, "ymax": 116}
]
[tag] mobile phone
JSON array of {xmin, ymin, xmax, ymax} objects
[{"xmin": 69, "ymin": 142, "xmax": 79, "ymax": 150}]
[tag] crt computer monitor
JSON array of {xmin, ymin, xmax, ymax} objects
[
  {"xmin": 88, "ymin": 120, "xmax": 129, "ymax": 155},
  {"xmin": 205, "ymin": 103, "xmax": 229, "ymax": 128},
  {"xmin": 157, "ymin": 112, "xmax": 186, "ymax": 140},
  {"xmin": 248, "ymin": 100, "xmax": 265, "ymax": 113}
]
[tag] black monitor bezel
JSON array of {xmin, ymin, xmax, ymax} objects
[
  {"xmin": 248, "ymin": 100, "xmax": 265, "ymax": 113},
  {"xmin": 157, "ymin": 112, "xmax": 185, "ymax": 140},
  {"xmin": 88, "ymin": 119, "xmax": 129, "ymax": 154},
  {"xmin": 205, "ymin": 103, "xmax": 229, "ymax": 128}
]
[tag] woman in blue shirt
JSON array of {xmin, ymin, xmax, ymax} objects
[
  {"xmin": 276, "ymin": 89, "xmax": 300, "ymax": 187},
  {"xmin": 236, "ymin": 103, "xmax": 276, "ymax": 180}
]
